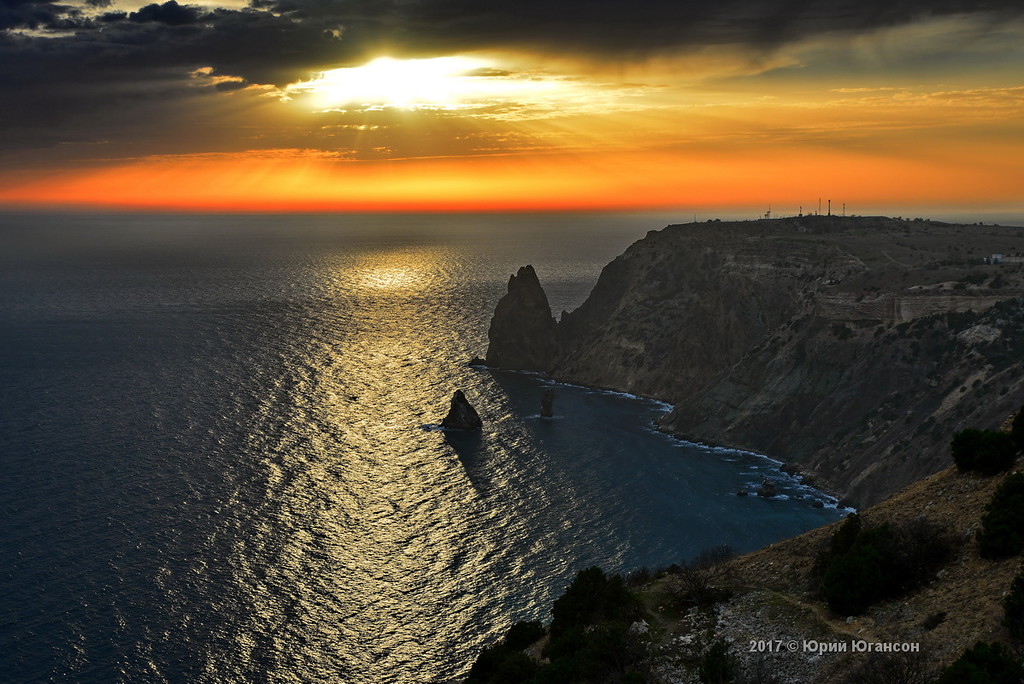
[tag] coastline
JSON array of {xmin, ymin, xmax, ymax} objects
[{"xmin": 471, "ymin": 362, "xmax": 850, "ymax": 512}]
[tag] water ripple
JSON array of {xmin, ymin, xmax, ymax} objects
[{"xmin": 0, "ymin": 214, "xmax": 843, "ymax": 683}]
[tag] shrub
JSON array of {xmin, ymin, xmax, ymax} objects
[
  {"xmin": 830, "ymin": 513, "xmax": 862, "ymax": 556},
  {"xmin": 822, "ymin": 525, "xmax": 896, "ymax": 615},
  {"xmin": 891, "ymin": 516, "xmax": 957, "ymax": 587},
  {"xmin": 503, "ymin": 621, "xmax": 545, "ymax": 650},
  {"xmin": 699, "ymin": 641, "xmax": 733, "ymax": 684},
  {"xmin": 465, "ymin": 643, "xmax": 538, "ymax": 683},
  {"xmin": 1004, "ymin": 566, "xmax": 1024, "ymax": 642},
  {"xmin": 670, "ymin": 544, "xmax": 736, "ymax": 608},
  {"xmin": 626, "ymin": 566, "xmax": 653, "ymax": 587},
  {"xmin": 539, "ymin": 567, "xmax": 647, "ymax": 679},
  {"xmin": 1013, "ymin": 407, "xmax": 1024, "ymax": 452},
  {"xmin": 978, "ymin": 472, "xmax": 1024, "ymax": 559},
  {"xmin": 817, "ymin": 516, "xmax": 954, "ymax": 615},
  {"xmin": 841, "ymin": 650, "xmax": 932, "ymax": 684},
  {"xmin": 936, "ymin": 641, "xmax": 1023, "ymax": 684},
  {"xmin": 549, "ymin": 567, "xmax": 636, "ymax": 637},
  {"xmin": 469, "ymin": 568, "xmax": 647, "ymax": 683},
  {"xmin": 952, "ymin": 429, "xmax": 1017, "ymax": 475}
]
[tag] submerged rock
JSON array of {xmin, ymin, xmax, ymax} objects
[
  {"xmin": 442, "ymin": 390, "xmax": 483, "ymax": 430},
  {"xmin": 485, "ymin": 265, "xmax": 558, "ymax": 371},
  {"xmin": 540, "ymin": 389, "xmax": 555, "ymax": 417}
]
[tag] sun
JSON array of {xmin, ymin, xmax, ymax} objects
[{"xmin": 285, "ymin": 55, "xmax": 551, "ymax": 111}]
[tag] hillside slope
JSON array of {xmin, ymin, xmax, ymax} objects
[
  {"xmin": 641, "ymin": 464, "xmax": 1022, "ymax": 683},
  {"xmin": 466, "ymin": 459, "xmax": 1024, "ymax": 683}
]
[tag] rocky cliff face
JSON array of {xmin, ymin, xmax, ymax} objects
[
  {"xmin": 485, "ymin": 216, "xmax": 1024, "ymax": 506},
  {"xmin": 663, "ymin": 302, "xmax": 1024, "ymax": 506},
  {"xmin": 485, "ymin": 265, "xmax": 558, "ymax": 371}
]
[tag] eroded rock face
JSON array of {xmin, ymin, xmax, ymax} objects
[
  {"xmin": 442, "ymin": 390, "xmax": 483, "ymax": 430},
  {"xmin": 485, "ymin": 265, "xmax": 558, "ymax": 371}
]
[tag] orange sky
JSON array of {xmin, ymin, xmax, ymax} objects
[{"xmin": 3, "ymin": 142, "xmax": 1021, "ymax": 214}]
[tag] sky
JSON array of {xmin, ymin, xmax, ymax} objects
[{"xmin": 0, "ymin": 0, "xmax": 1022, "ymax": 214}]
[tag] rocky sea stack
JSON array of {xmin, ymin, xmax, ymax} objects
[
  {"xmin": 484, "ymin": 265, "xmax": 558, "ymax": 371},
  {"xmin": 540, "ymin": 389, "xmax": 555, "ymax": 418},
  {"xmin": 442, "ymin": 390, "xmax": 483, "ymax": 430}
]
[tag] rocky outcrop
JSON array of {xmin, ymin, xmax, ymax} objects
[
  {"xmin": 483, "ymin": 216, "xmax": 1024, "ymax": 506},
  {"xmin": 442, "ymin": 390, "xmax": 483, "ymax": 430},
  {"xmin": 485, "ymin": 265, "xmax": 558, "ymax": 371},
  {"xmin": 540, "ymin": 389, "xmax": 555, "ymax": 418}
]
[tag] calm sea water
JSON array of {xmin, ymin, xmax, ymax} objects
[{"xmin": 0, "ymin": 213, "xmax": 843, "ymax": 683}]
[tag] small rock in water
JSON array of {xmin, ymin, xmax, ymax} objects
[
  {"xmin": 442, "ymin": 390, "xmax": 483, "ymax": 430},
  {"xmin": 757, "ymin": 479, "xmax": 778, "ymax": 498},
  {"xmin": 736, "ymin": 490, "xmax": 749, "ymax": 497},
  {"xmin": 811, "ymin": 500, "xmax": 825, "ymax": 509},
  {"xmin": 540, "ymin": 389, "xmax": 555, "ymax": 417}
]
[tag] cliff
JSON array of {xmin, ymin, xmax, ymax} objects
[{"xmin": 485, "ymin": 215, "xmax": 1024, "ymax": 506}]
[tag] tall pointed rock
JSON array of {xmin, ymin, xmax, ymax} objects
[
  {"xmin": 442, "ymin": 390, "xmax": 483, "ymax": 430},
  {"xmin": 485, "ymin": 265, "xmax": 559, "ymax": 371}
]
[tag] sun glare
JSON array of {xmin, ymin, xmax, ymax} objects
[{"xmin": 285, "ymin": 56, "xmax": 554, "ymax": 111}]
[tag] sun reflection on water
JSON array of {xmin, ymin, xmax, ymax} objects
[
  {"xmin": 337, "ymin": 247, "xmax": 455, "ymax": 295},
  {"xmin": 355, "ymin": 266, "xmax": 422, "ymax": 291},
  {"xmin": 225, "ymin": 243, "xmax": 509, "ymax": 682}
]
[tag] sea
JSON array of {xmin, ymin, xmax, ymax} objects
[{"xmin": 0, "ymin": 212, "xmax": 844, "ymax": 683}]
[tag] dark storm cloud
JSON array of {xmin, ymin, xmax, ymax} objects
[
  {"xmin": 258, "ymin": 0, "xmax": 1024, "ymax": 56},
  {"xmin": 128, "ymin": 1, "xmax": 205, "ymax": 25},
  {"xmin": 0, "ymin": 0, "xmax": 1022, "ymax": 159},
  {"xmin": 0, "ymin": 0, "xmax": 79, "ymax": 30}
]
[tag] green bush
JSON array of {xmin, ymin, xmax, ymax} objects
[
  {"xmin": 952, "ymin": 429, "xmax": 1017, "ymax": 475},
  {"xmin": 549, "ymin": 567, "xmax": 635, "ymax": 637},
  {"xmin": 830, "ymin": 513, "xmax": 862, "ymax": 556},
  {"xmin": 1004, "ymin": 566, "xmax": 1024, "ymax": 642},
  {"xmin": 503, "ymin": 621, "xmax": 545, "ymax": 650},
  {"xmin": 978, "ymin": 472, "xmax": 1024, "ymax": 559},
  {"xmin": 699, "ymin": 641, "xmax": 733, "ymax": 684},
  {"xmin": 1012, "ymin": 407, "xmax": 1024, "ymax": 452},
  {"xmin": 465, "ymin": 642, "xmax": 539, "ymax": 683},
  {"xmin": 817, "ymin": 516, "xmax": 953, "ymax": 615},
  {"xmin": 811, "ymin": 513, "xmax": 860, "ymax": 583},
  {"xmin": 936, "ymin": 641, "xmax": 1023, "ymax": 684},
  {"xmin": 822, "ymin": 525, "xmax": 896, "ymax": 615}
]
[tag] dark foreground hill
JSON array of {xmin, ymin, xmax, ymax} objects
[
  {"xmin": 467, "ymin": 460, "xmax": 1024, "ymax": 683},
  {"xmin": 485, "ymin": 215, "xmax": 1024, "ymax": 507}
]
